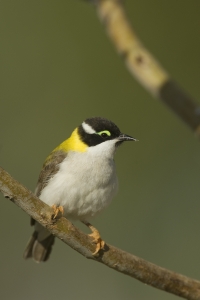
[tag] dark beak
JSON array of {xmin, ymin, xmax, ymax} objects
[{"xmin": 118, "ymin": 133, "xmax": 138, "ymax": 142}]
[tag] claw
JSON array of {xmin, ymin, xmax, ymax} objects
[
  {"xmin": 82, "ymin": 221, "xmax": 105, "ymax": 255},
  {"xmin": 89, "ymin": 231, "xmax": 105, "ymax": 255},
  {"xmin": 51, "ymin": 205, "xmax": 64, "ymax": 220}
]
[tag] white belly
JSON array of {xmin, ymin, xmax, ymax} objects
[{"xmin": 39, "ymin": 150, "xmax": 118, "ymax": 221}]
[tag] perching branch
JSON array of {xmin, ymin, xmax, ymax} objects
[
  {"xmin": 1, "ymin": 166, "xmax": 200, "ymax": 300},
  {"xmin": 91, "ymin": 0, "xmax": 200, "ymax": 135}
]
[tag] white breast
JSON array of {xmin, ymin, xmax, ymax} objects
[{"xmin": 39, "ymin": 141, "xmax": 118, "ymax": 221}]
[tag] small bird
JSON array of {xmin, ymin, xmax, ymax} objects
[{"xmin": 23, "ymin": 117, "xmax": 137, "ymax": 262}]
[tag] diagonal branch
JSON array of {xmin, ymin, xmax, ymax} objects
[
  {"xmin": 92, "ymin": 0, "xmax": 200, "ymax": 136},
  {"xmin": 1, "ymin": 165, "xmax": 200, "ymax": 300}
]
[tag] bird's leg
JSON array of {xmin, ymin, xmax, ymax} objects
[
  {"xmin": 82, "ymin": 221, "xmax": 105, "ymax": 255},
  {"xmin": 51, "ymin": 205, "xmax": 64, "ymax": 220}
]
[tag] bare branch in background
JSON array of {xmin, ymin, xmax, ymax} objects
[
  {"xmin": 93, "ymin": 0, "xmax": 200, "ymax": 135},
  {"xmin": 1, "ymin": 166, "xmax": 200, "ymax": 300}
]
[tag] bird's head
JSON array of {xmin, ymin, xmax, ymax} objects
[
  {"xmin": 75, "ymin": 117, "xmax": 138, "ymax": 156},
  {"xmin": 47, "ymin": 117, "xmax": 137, "ymax": 167}
]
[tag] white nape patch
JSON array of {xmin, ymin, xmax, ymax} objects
[{"xmin": 82, "ymin": 122, "xmax": 96, "ymax": 134}]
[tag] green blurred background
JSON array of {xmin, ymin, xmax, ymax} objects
[{"xmin": 1, "ymin": 1, "xmax": 200, "ymax": 299}]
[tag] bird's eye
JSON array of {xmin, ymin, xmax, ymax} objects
[
  {"xmin": 97, "ymin": 130, "xmax": 111, "ymax": 138},
  {"xmin": 101, "ymin": 133, "xmax": 108, "ymax": 138}
]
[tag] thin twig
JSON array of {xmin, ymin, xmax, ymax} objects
[
  {"xmin": 93, "ymin": 0, "xmax": 200, "ymax": 135},
  {"xmin": 1, "ymin": 166, "xmax": 200, "ymax": 300}
]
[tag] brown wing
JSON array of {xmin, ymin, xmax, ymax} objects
[
  {"xmin": 35, "ymin": 150, "xmax": 67, "ymax": 197},
  {"xmin": 31, "ymin": 150, "xmax": 67, "ymax": 226}
]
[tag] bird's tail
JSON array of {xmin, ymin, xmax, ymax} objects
[{"xmin": 23, "ymin": 230, "xmax": 55, "ymax": 263}]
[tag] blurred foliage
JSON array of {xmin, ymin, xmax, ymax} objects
[{"xmin": 0, "ymin": 1, "xmax": 200, "ymax": 300}]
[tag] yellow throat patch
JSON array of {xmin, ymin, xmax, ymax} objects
[
  {"xmin": 53, "ymin": 128, "xmax": 87, "ymax": 153},
  {"xmin": 43, "ymin": 128, "xmax": 87, "ymax": 167}
]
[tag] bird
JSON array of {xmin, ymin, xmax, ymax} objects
[{"xmin": 23, "ymin": 117, "xmax": 137, "ymax": 262}]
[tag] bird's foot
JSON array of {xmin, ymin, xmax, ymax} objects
[
  {"xmin": 51, "ymin": 205, "xmax": 64, "ymax": 220},
  {"xmin": 89, "ymin": 229, "xmax": 105, "ymax": 255},
  {"xmin": 82, "ymin": 221, "xmax": 105, "ymax": 255}
]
